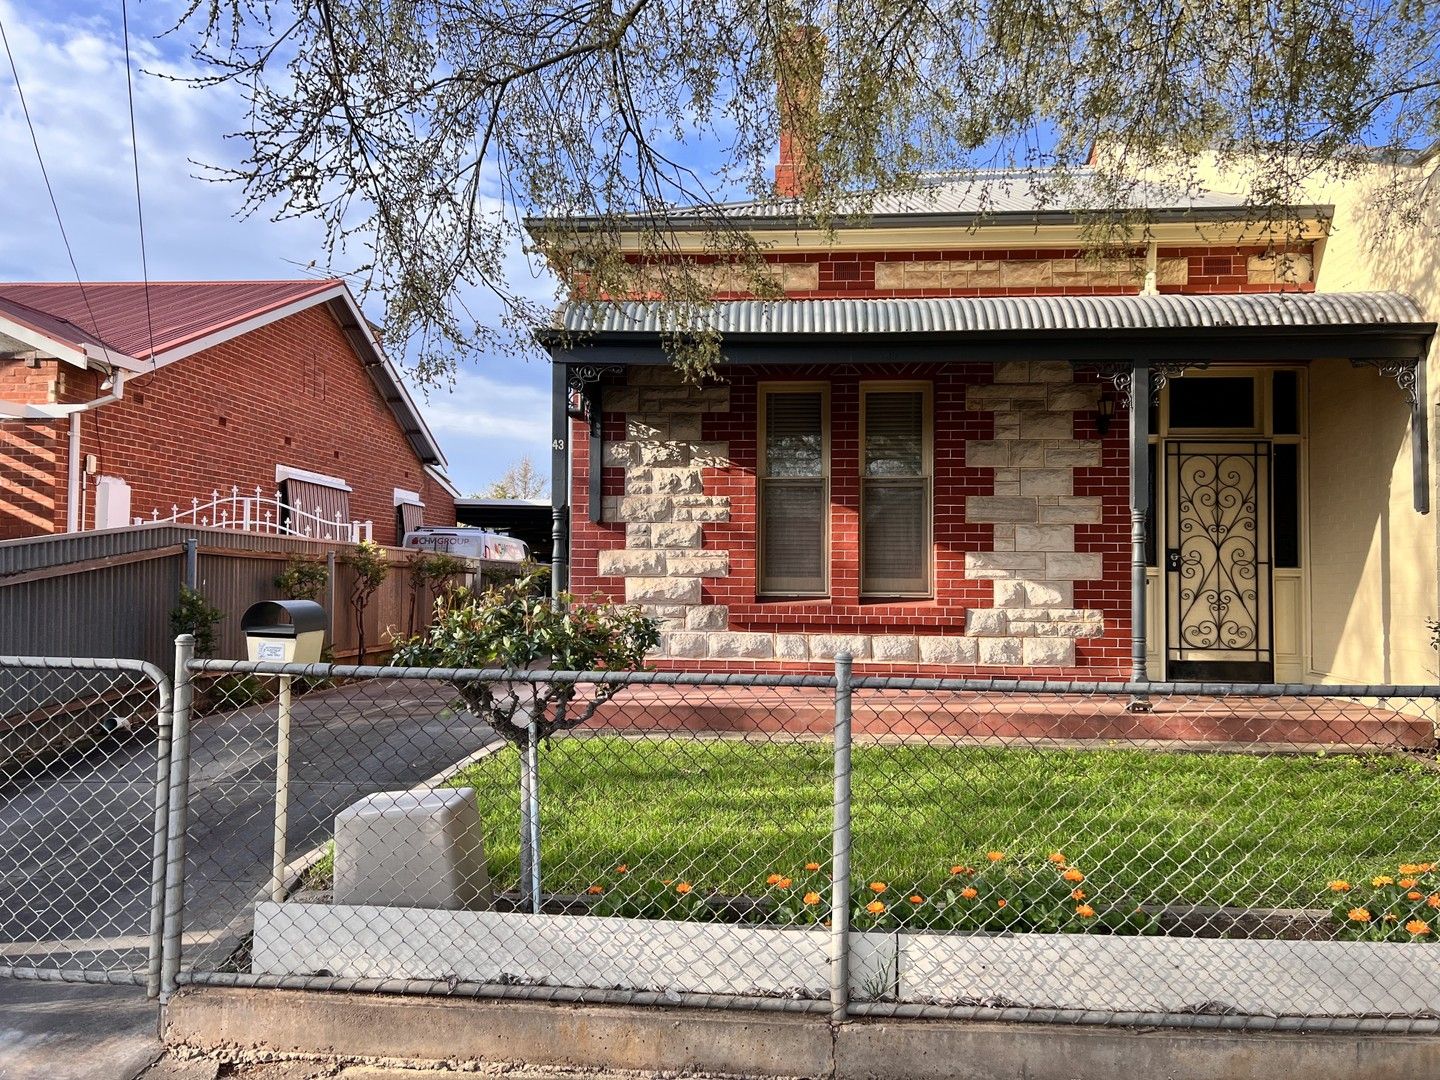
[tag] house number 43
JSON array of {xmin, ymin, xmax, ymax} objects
[{"xmin": 552, "ymin": 438, "xmax": 566, "ymax": 451}]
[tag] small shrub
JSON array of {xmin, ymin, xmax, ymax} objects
[
  {"xmin": 406, "ymin": 550, "xmax": 472, "ymax": 634},
  {"xmin": 170, "ymin": 585, "xmax": 224, "ymax": 658},
  {"xmin": 276, "ymin": 554, "xmax": 329, "ymax": 601},
  {"xmin": 390, "ymin": 566, "xmax": 659, "ymax": 747},
  {"xmin": 344, "ymin": 540, "xmax": 390, "ymax": 662}
]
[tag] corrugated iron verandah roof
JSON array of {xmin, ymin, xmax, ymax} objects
[{"xmin": 554, "ymin": 292, "xmax": 1430, "ymax": 339}]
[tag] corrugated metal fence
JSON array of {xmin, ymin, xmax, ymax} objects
[{"xmin": 0, "ymin": 524, "xmax": 458, "ymax": 674}]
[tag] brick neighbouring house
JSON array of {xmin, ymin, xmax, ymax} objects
[
  {"xmin": 531, "ymin": 155, "xmax": 1440, "ymax": 684},
  {"xmin": 0, "ymin": 280, "xmax": 456, "ymax": 544}
]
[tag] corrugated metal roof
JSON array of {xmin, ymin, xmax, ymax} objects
[
  {"xmin": 675, "ymin": 168, "xmax": 1254, "ymax": 221},
  {"xmin": 0, "ymin": 280, "xmax": 339, "ymax": 359},
  {"xmin": 560, "ymin": 292, "xmax": 1429, "ymax": 337}
]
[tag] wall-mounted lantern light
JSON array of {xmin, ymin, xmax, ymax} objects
[{"xmin": 1095, "ymin": 397, "xmax": 1116, "ymax": 437}]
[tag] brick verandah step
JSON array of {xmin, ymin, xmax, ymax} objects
[{"xmin": 586, "ymin": 685, "xmax": 1436, "ymax": 751}]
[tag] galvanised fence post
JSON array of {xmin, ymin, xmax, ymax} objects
[
  {"xmin": 831, "ymin": 652, "xmax": 854, "ymax": 1023},
  {"xmin": 161, "ymin": 634, "xmax": 196, "ymax": 1000}
]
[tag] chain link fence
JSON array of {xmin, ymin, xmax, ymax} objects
[
  {"xmin": 161, "ymin": 653, "xmax": 1440, "ymax": 1031},
  {"xmin": 0, "ymin": 656, "xmax": 171, "ymax": 993},
  {"xmin": 4, "ymin": 645, "xmax": 1439, "ymax": 1029}
]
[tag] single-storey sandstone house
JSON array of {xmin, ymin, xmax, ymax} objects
[{"xmin": 533, "ymin": 155, "xmax": 1440, "ymax": 684}]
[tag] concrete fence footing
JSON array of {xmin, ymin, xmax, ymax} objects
[{"xmin": 164, "ymin": 987, "xmax": 1440, "ymax": 1080}]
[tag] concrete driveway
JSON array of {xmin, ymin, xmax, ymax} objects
[{"xmin": 0, "ymin": 676, "xmax": 500, "ymax": 980}]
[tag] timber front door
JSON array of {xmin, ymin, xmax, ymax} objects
[{"xmin": 1164, "ymin": 441, "xmax": 1274, "ymax": 681}]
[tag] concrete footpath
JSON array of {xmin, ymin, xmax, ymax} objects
[
  {"xmin": 165, "ymin": 986, "xmax": 1440, "ymax": 1080},
  {"xmin": 0, "ymin": 981, "xmax": 159, "ymax": 1080}
]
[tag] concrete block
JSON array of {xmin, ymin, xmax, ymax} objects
[
  {"xmin": 626, "ymin": 418, "xmax": 665, "ymax": 441},
  {"xmin": 775, "ymin": 634, "xmax": 810, "ymax": 660},
  {"xmin": 964, "ymin": 552, "xmax": 1045, "ymax": 578},
  {"xmin": 965, "ymin": 440, "xmax": 1011, "ymax": 467},
  {"xmin": 671, "ymin": 497, "xmax": 730, "ymax": 522},
  {"xmin": 992, "ymin": 360, "xmax": 1033, "ymax": 383},
  {"xmin": 1011, "ymin": 441, "xmax": 1047, "ymax": 467},
  {"xmin": 596, "ymin": 548, "xmax": 666, "ymax": 577},
  {"xmin": 708, "ymin": 632, "xmax": 775, "ymax": 659},
  {"xmin": 1038, "ymin": 497, "xmax": 1104, "ymax": 524},
  {"xmin": 625, "ymin": 523, "xmax": 652, "ymax": 548},
  {"xmin": 602, "ymin": 441, "xmax": 639, "ymax": 467},
  {"xmin": 917, "ymin": 636, "xmax": 979, "ymax": 664},
  {"xmin": 1019, "ymin": 412, "xmax": 1074, "ymax": 440},
  {"xmin": 603, "ymin": 386, "xmax": 640, "ymax": 413},
  {"xmin": 1043, "ymin": 441, "xmax": 1102, "ymax": 468},
  {"xmin": 638, "ymin": 442, "xmax": 688, "ymax": 467},
  {"xmin": 652, "ymin": 522, "xmax": 703, "ymax": 548},
  {"xmin": 668, "ymin": 414, "xmax": 703, "ymax": 440},
  {"xmin": 667, "ymin": 552, "xmax": 730, "ymax": 577},
  {"xmin": 965, "ymin": 496, "xmax": 1037, "ymax": 523},
  {"xmin": 625, "ymin": 577, "xmax": 701, "ymax": 605},
  {"xmin": 1048, "ymin": 383, "xmax": 1102, "ymax": 410},
  {"xmin": 871, "ymin": 635, "xmax": 919, "ymax": 662},
  {"xmin": 1021, "ymin": 580, "xmax": 1072, "ymax": 607},
  {"xmin": 685, "ymin": 605, "xmax": 729, "ymax": 630},
  {"xmin": 332, "ymin": 788, "xmax": 490, "ymax": 911},
  {"xmin": 1045, "ymin": 552, "xmax": 1104, "ymax": 580},
  {"xmin": 1029, "ymin": 360, "xmax": 1074, "ymax": 383},
  {"xmin": 650, "ymin": 467, "xmax": 704, "ymax": 495},
  {"xmin": 978, "ymin": 637, "xmax": 1022, "ymax": 665},
  {"xmin": 1015, "ymin": 524, "xmax": 1074, "ymax": 552},
  {"xmin": 808, "ymin": 635, "xmax": 873, "ymax": 661},
  {"xmin": 965, "ymin": 609, "xmax": 1009, "ymax": 636},
  {"xmin": 993, "ymin": 580, "xmax": 1027, "ymax": 608},
  {"xmin": 1018, "ymin": 468, "xmax": 1072, "ymax": 497},
  {"xmin": 658, "ymin": 632, "xmax": 708, "ymax": 658},
  {"xmin": 618, "ymin": 496, "xmax": 673, "ymax": 523}
]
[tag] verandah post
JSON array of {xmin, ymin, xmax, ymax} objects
[
  {"xmin": 831, "ymin": 652, "xmax": 854, "ymax": 1022},
  {"xmin": 1129, "ymin": 360, "xmax": 1152, "ymax": 696}
]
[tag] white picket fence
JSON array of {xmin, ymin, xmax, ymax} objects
[{"xmin": 136, "ymin": 486, "xmax": 374, "ymax": 542}]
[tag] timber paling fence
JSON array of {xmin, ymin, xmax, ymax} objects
[{"xmin": 4, "ymin": 643, "xmax": 1440, "ymax": 1032}]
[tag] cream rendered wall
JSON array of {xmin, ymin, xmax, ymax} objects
[
  {"xmin": 1166, "ymin": 153, "xmax": 1440, "ymax": 683},
  {"xmin": 1294, "ymin": 163, "xmax": 1437, "ymax": 683}
]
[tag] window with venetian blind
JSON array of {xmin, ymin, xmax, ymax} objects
[
  {"xmin": 758, "ymin": 385, "xmax": 829, "ymax": 596},
  {"xmin": 861, "ymin": 384, "xmax": 932, "ymax": 596}
]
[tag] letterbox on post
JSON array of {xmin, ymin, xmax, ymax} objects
[{"xmin": 241, "ymin": 600, "xmax": 326, "ymax": 664}]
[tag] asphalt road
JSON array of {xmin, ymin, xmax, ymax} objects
[{"xmin": 0, "ymin": 677, "xmax": 501, "ymax": 978}]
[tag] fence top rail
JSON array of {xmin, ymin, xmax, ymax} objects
[
  {"xmin": 180, "ymin": 656, "xmax": 1440, "ymax": 699},
  {"xmin": 849, "ymin": 675, "xmax": 1440, "ymax": 698},
  {"xmin": 0, "ymin": 654, "xmax": 173, "ymax": 713},
  {"xmin": 185, "ymin": 658, "xmax": 839, "ymax": 689}
]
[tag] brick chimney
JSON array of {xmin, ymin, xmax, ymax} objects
[{"xmin": 774, "ymin": 27, "xmax": 823, "ymax": 198}]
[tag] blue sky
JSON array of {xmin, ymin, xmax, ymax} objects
[{"xmin": 0, "ymin": 0, "xmax": 556, "ymax": 497}]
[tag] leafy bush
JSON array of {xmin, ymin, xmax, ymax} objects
[
  {"xmin": 406, "ymin": 550, "xmax": 472, "ymax": 634},
  {"xmin": 276, "ymin": 554, "xmax": 329, "ymax": 601},
  {"xmin": 390, "ymin": 566, "xmax": 659, "ymax": 748},
  {"xmin": 170, "ymin": 586, "xmax": 224, "ymax": 658}
]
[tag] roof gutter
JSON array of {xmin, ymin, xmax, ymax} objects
[{"xmin": 524, "ymin": 203, "xmax": 1337, "ymax": 235}]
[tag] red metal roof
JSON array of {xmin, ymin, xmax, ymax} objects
[{"xmin": 0, "ymin": 280, "xmax": 342, "ymax": 359}]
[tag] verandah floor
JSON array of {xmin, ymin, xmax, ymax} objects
[{"xmin": 584, "ymin": 685, "xmax": 1437, "ymax": 751}]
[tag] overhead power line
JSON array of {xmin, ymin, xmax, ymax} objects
[{"xmin": 120, "ymin": 0, "xmax": 157, "ymax": 364}]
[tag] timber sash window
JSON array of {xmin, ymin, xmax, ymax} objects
[
  {"xmin": 758, "ymin": 384, "xmax": 829, "ymax": 596},
  {"xmin": 861, "ymin": 384, "xmax": 932, "ymax": 596}
]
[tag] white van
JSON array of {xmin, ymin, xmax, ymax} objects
[{"xmin": 401, "ymin": 527, "xmax": 529, "ymax": 564}]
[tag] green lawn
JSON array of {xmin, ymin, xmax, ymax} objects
[{"xmin": 449, "ymin": 736, "xmax": 1440, "ymax": 913}]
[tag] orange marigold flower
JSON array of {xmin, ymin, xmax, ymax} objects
[
  {"xmin": 866, "ymin": 901, "xmax": 886, "ymax": 915},
  {"xmin": 1407, "ymin": 919, "xmax": 1432, "ymax": 936},
  {"xmin": 1400, "ymin": 878, "xmax": 1419, "ymax": 889},
  {"xmin": 1328, "ymin": 881, "xmax": 1351, "ymax": 892},
  {"xmin": 805, "ymin": 862, "xmax": 822, "ymax": 872},
  {"xmin": 960, "ymin": 886, "xmax": 978, "ymax": 900},
  {"xmin": 777, "ymin": 877, "xmax": 793, "ymax": 889},
  {"xmin": 909, "ymin": 894, "xmax": 924, "ymax": 905},
  {"xmin": 1428, "ymin": 894, "xmax": 1440, "ymax": 909},
  {"xmin": 1048, "ymin": 852, "xmax": 1067, "ymax": 865},
  {"xmin": 996, "ymin": 898, "xmax": 1008, "ymax": 909},
  {"xmin": 1373, "ymin": 876, "xmax": 1395, "ymax": 887},
  {"xmin": 1348, "ymin": 908, "xmax": 1372, "ymax": 923},
  {"xmin": 1399, "ymin": 863, "xmax": 1423, "ymax": 875},
  {"xmin": 675, "ymin": 882, "xmax": 693, "ymax": 894},
  {"xmin": 766, "ymin": 873, "xmax": 783, "ymax": 886},
  {"xmin": 1408, "ymin": 891, "xmax": 1424, "ymax": 901},
  {"xmin": 1421, "ymin": 863, "xmax": 1437, "ymax": 873},
  {"xmin": 949, "ymin": 865, "xmax": 974, "ymax": 876},
  {"xmin": 803, "ymin": 891, "xmax": 822, "ymax": 906},
  {"xmin": 1062, "ymin": 869, "xmax": 1085, "ymax": 883},
  {"xmin": 986, "ymin": 851, "xmax": 1006, "ymax": 862},
  {"xmin": 1070, "ymin": 889, "xmax": 1087, "ymax": 901},
  {"xmin": 1075, "ymin": 904, "xmax": 1096, "ymax": 918},
  {"xmin": 869, "ymin": 881, "xmax": 888, "ymax": 894},
  {"xmin": 586, "ymin": 885, "xmax": 604, "ymax": 895},
  {"xmin": 615, "ymin": 864, "xmax": 629, "ymax": 874}
]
